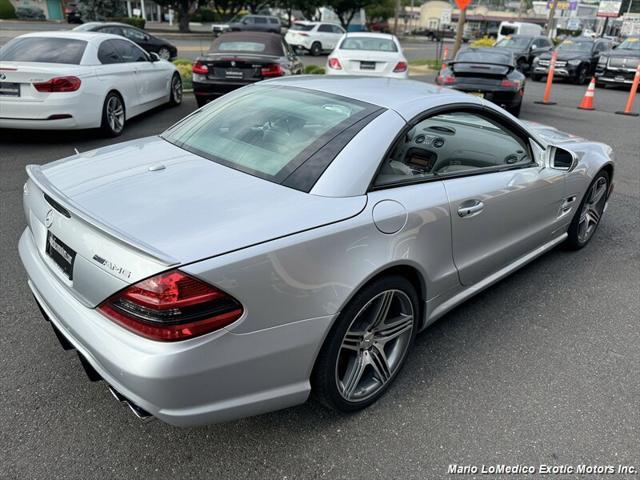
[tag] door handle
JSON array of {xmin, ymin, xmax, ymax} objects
[{"xmin": 457, "ymin": 200, "xmax": 485, "ymax": 217}]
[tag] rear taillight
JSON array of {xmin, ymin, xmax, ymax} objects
[
  {"xmin": 328, "ymin": 57, "xmax": 342, "ymax": 70},
  {"xmin": 34, "ymin": 76, "xmax": 81, "ymax": 92},
  {"xmin": 393, "ymin": 61, "xmax": 408, "ymax": 73},
  {"xmin": 98, "ymin": 269, "xmax": 243, "ymax": 341},
  {"xmin": 260, "ymin": 64, "xmax": 284, "ymax": 77},
  {"xmin": 192, "ymin": 62, "xmax": 209, "ymax": 74},
  {"xmin": 500, "ymin": 79, "xmax": 521, "ymax": 89},
  {"xmin": 438, "ymin": 74, "xmax": 456, "ymax": 85}
]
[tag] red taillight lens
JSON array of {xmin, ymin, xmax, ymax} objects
[
  {"xmin": 33, "ymin": 76, "xmax": 81, "ymax": 92},
  {"xmin": 500, "ymin": 79, "xmax": 521, "ymax": 89},
  {"xmin": 98, "ymin": 270, "xmax": 243, "ymax": 341},
  {"xmin": 438, "ymin": 74, "xmax": 456, "ymax": 85},
  {"xmin": 192, "ymin": 62, "xmax": 209, "ymax": 74},
  {"xmin": 328, "ymin": 57, "xmax": 342, "ymax": 70},
  {"xmin": 393, "ymin": 61, "xmax": 408, "ymax": 73},
  {"xmin": 260, "ymin": 64, "xmax": 284, "ymax": 77}
]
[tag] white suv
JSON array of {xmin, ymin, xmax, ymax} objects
[{"xmin": 285, "ymin": 21, "xmax": 346, "ymax": 56}]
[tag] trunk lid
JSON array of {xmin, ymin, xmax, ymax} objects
[
  {"xmin": 0, "ymin": 62, "xmax": 91, "ymax": 103},
  {"xmin": 25, "ymin": 136, "xmax": 366, "ymax": 305},
  {"xmin": 340, "ymin": 51, "xmax": 401, "ymax": 76},
  {"xmin": 451, "ymin": 62, "xmax": 511, "ymax": 80},
  {"xmin": 199, "ymin": 53, "xmax": 281, "ymax": 80}
]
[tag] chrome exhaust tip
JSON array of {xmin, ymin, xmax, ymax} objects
[{"xmin": 107, "ymin": 385, "xmax": 154, "ymax": 421}]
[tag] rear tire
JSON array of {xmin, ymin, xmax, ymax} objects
[
  {"xmin": 312, "ymin": 276, "xmax": 419, "ymax": 413},
  {"xmin": 509, "ymin": 100, "xmax": 522, "ymax": 117},
  {"xmin": 168, "ymin": 73, "xmax": 182, "ymax": 106},
  {"xmin": 566, "ymin": 170, "xmax": 609, "ymax": 250},
  {"xmin": 100, "ymin": 92, "xmax": 125, "ymax": 137},
  {"xmin": 574, "ymin": 64, "xmax": 588, "ymax": 85},
  {"xmin": 531, "ymin": 73, "xmax": 542, "ymax": 81},
  {"xmin": 310, "ymin": 41, "xmax": 322, "ymax": 56},
  {"xmin": 195, "ymin": 96, "xmax": 208, "ymax": 108}
]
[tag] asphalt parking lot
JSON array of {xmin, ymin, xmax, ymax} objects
[{"xmin": 1, "ymin": 77, "xmax": 639, "ymax": 479}]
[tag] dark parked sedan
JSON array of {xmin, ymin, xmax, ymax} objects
[
  {"xmin": 192, "ymin": 32, "xmax": 303, "ymax": 107},
  {"xmin": 493, "ymin": 34, "xmax": 553, "ymax": 73},
  {"xmin": 73, "ymin": 22, "xmax": 177, "ymax": 60},
  {"xmin": 435, "ymin": 48, "xmax": 525, "ymax": 116},
  {"xmin": 532, "ymin": 38, "xmax": 612, "ymax": 84}
]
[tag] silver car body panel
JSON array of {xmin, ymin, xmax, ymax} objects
[{"xmin": 19, "ymin": 77, "xmax": 614, "ymax": 426}]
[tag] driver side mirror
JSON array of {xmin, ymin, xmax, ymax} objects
[
  {"xmin": 149, "ymin": 52, "xmax": 160, "ymax": 62},
  {"xmin": 549, "ymin": 146, "xmax": 578, "ymax": 171}
]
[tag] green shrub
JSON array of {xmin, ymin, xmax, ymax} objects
[
  {"xmin": 109, "ymin": 16, "xmax": 146, "ymax": 29},
  {"xmin": 304, "ymin": 64, "xmax": 325, "ymax": 75},
  {"xmin": 173, "ymin": 61, "xmax": 193, "ymax": 90},
  {"xmin": 172, "ymin": 58, "xmax": 192, "ymax": 66},
  {"xmin": 190, "ymin": 8, "xmax": 221, "ymax": 23},
  {"xmin": 471, "ymin": 36, "xmax": 495, "ymax": 48},
  {"xmin": 15, "ymin": 5, "xmax": 45, "ymax": 19},
  {"xmin": 0, "ymin": 0, "xmax": 16, "ymax": 19}
]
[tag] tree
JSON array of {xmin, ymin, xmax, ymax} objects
[
  {"xmin": 276, "ymin": 0, "xmax": 322, "ymax": 24},
  {"xmin": 76, "ymin": 0, "xmax": 125, "ymax": 21},
  {"xmin": 366, "ymin": 0, "xmax": 394, "ymax": 23},
  {"xmin": 209, "ymin": 0, "xmax": 244, "ymax": 21},
  {"xmin": 326, "ymin": 0, "xmax": 377, "ymax": 29},
  {"xmin": 245, "ymin": 0, "xmax": 271, "ymax": 14},
  {"xmin": 155, "ymin": 0, "xmax": 198, "ymax": 32}
]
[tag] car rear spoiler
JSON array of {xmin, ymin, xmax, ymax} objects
[
  {"xmin": 447, "ymin": 61, "xmax": 515, "ymax": 73},
  {"xmin": 26, "ymin": 164, "xmax": 179, "ymax": 266}
]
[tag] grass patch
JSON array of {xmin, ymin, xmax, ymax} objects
[
  {"xmin": 173, "ymin": 60, "xmax": 193, "ymax": 90},
  {"xmin": 0, "ymin": 0, "xmax": 17, "ymax": 18},
  {"xmin": 304, "ymin": 64, "xmax": 326, "ymax": 75}
]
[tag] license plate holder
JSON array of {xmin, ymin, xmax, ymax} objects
[
  {"xmin": 360, "ymin": 61, "xmax": 375, "ymax": 70},
  {"xmin": 225, "ymin": 69, "xmax": 243, "ymax": 79},
  {"xmin": 46, "ymin": 231, "xmax": 76, "ymax": 280},
  {"xmin": 0, "ymin": 82, "xmax": 20, "ymax": 97}
]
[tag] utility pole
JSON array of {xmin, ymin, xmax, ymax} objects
[
  {"xmin": 546, "ymin": 0, "xmax": 559, "ymax": 37},
  {"xmin": 393, "ymin": 0, "xmax": 401, "ymax": 35},
  {"xmin": 452, "ymin": 8, "xmax": 466, "ymax": 57}
]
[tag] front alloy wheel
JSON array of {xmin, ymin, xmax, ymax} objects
[
  {"xmin": 312, "ymin": 276, "xmax": 418, "ymax": 412},
  {"xmin": 567, "ymin": 171, "xmax": 609, "ymax": 249}
]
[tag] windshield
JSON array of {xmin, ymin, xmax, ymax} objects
[
  {"xmin": 0, "ymin": 37, "xmax": 87, "ymax": 64},
  {"xmin": 557, "ymin": 40, "xmax": 592, "ymax": 53},
  {"xmin": 495, "ymin": 36, "xmax": 530, "ymax": 49},
  {"xmin": 162, "ymin": 86, "xmax": 370, "ymax": 183},
  {"xmin": 290, "ymin": 23, "xmax": 314, "ymax": 31},
  {"xmin": 340, "ymin": 37, "xmax": 397, "ymax": 52},
  {"xmin": 617, "ymin": 37, "xmax": 640, "ymax": 51}
]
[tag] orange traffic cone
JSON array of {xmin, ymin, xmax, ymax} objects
[{"xmin": 578, "ymin": 77, "xmax": 596, "ymax": 110}]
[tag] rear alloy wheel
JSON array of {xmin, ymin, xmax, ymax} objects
[
  {"xmin": 169, "ymin": 73, "xmax": 182, "ymax": 106},
  {"xmin": 566, "ymin": 170, "xmax": 609, "ymax": 249},
  {"xmin": 312, "ymin": 276, "xmax": 418, "ymax": 412},
  {"xmin": 310, "ymin": 41, "xmax": 322, "ymax": 56},
  {"xmin": 158, "ymin": 47, "xmax": 171, "ymax": 60},
  {"xmin": 100, "ymin": 92, "xmax": 125, "ymax": 137},
  {"xmin": 517, "ymin": 58, "xmax": 528, "ymax": 73}
]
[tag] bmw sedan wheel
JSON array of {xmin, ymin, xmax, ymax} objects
[
  {"xmin": 312, "ymin": 276, "xmax": 418, "ymax": 412},
  {"xmin": 100, "ymin": 92, "xmax": 125, "ymax": 137},
  {"xmin": 169, "ymin": 73, "xmax": 183, "ymax": 106},
  {"xmin": 567, "ymin": 170, "xmax": 609, "ymax": 249},
  {"xmin": 158, "ymin": 47, "xmax": 171, "ymax": 60}
]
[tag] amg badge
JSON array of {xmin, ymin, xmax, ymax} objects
[{"xmin": 92, "ymin": 255, "xmax": 132, "ymax": 279}]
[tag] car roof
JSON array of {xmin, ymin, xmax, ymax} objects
[
  {"xmin": 217, "ymin": 31, "xmax": 282, "ymax": 40},
  {"xmin": 17, "ymin": 31, "xmax": 121, "ymax": 42},
  {"xmin": 344, "ymin": 32, "xmax": 395, "ymax": 39},
  {"xmin": 262, "ymin": 76, "xmax": 474, "ymax": 119}
]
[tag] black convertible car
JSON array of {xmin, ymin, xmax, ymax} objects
[
  {"xmin": 435, "ymin": 48, "xmax": 525, "ymax": 116},
  {"xmin": 192, "ymin": 32, "xmax": 303, "ymax": 107}
]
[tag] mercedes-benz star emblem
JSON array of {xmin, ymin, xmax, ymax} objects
[
  {"xmin": 44, "ymin": 209, "xmax": 54, "ymax": 228},
  {"xmin": 231, "ymin": 61, "xmax": 236, "ymax": 67},
  {"xmin": 0, "ymin": 73, "xmax": 6, "ymax": 81}
]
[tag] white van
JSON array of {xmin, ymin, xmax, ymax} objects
[{"xmin": 497, "ymin": 22, "xmax": 543, "ymax": 42}]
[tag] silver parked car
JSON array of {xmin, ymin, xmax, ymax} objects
[{"xmin": 19, "ymin": 77, "xmax": 614, "ymax": 426}]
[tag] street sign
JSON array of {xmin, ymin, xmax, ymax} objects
[
  {"xmin": 441, "ymin": 8, "xmax": 452, "ymax": 25},
  {"xmin": 597, "ymin": 0, "xmax": 622, "ymax": 18},
  {"xmin": 454, "ymin": 0, "xmax": 472, "ymax": 11}
]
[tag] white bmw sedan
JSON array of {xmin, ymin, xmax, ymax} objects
[
  {"xmin": 326, "ymin": 33, "xmax": 408, "ymax": 79},
  {"xmin": 0, "ymin": 32, "xmax": 182, "ymax": 136}
]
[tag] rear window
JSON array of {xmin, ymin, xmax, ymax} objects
[
  {"xmin": 340, "ymin": 37, "xmax": 397, "ymax": 52},
  {"xmin": 216, "ymin": 41, "xmax": 267, "ymax": 52},
  {"xmin": 500, "ymin": 26, "xmax": 517, "ymax": 36},
  {"xmin": 457, "ymin": 50, "xmax": 512, "ymax": 64},
  {"xmin": 495, "ymin": 36, "xmax": 531, "ymax": 48},
  {"xmin": 290, "ymin": 22, "xmax": 314, "ymax": 31},
  {"xmin": 0, "ymin": 37, "xmax": 87, "ymax": 64},
  {"xmin": 210, "ymin": 34, "xmax": 284, "ymax": 55},
  {"xmin": 161, "ymin": 86, "xmax": 377, "ymax": 186}
]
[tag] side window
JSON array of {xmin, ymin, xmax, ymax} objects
[
  {"xmin": 100, "ymin": 26, "xmax": 123, "ymax": 36},
  {"xmin": 123, "ymin": 28, "xmax": 146, "ymax": 42},
  {"xmin": 332, "ymin": 25, "xmax": 345, "ymax": 34},
  {"xmin": 113, "ymin": 39, "xmax": 148, "ymax": 62},
  {"xmin": 97, "ymin": 40, "xmax": 122, "ymax": 64},
  {"xmin": 255, "ymin": 17, "xmax": 267, "ymax": 24},
  {"xmin": 318, "ymin": 24, "xmax": 333, "ymax": 33},
  {"xmin": 374, "ymin": 111, "xmax": 532, "ymax": 187},
  {"xmin": 269, "ymin": 17, "xmax": 279, "ymax": 24},
  {"xmin": 243, "ymin": 16, "xmax": 254, "ymax": 24}
]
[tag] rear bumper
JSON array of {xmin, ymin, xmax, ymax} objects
[
  {"xmin": 453, "ymin": 85, "xmax": 522, "ymax": 109},
  {"xmin": 595, "ymin": 69, "xmax": 636, "ymax": 85},
  {"xmin": 192, "ymin": 79, "xmax": 255, "ymax": 100},
  {"xmin": 326, "ymin": 69, "xmax": 408, "ymax": 79},
  {"xmin": 532, "ymin": 64, "xmax": 580, "ymax": 79},
  {"xmin": 19, "ymin": 228, "xmax": 333, "ymax": 426}
]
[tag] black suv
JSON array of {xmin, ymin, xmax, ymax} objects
[
  {"xmin": 73, "ymin": 22, "xmax": 178, "ymax": 60},
  {"xmin": 229, "ymin": 15, "xmax": 281, "ymax": 34},
  {"xmin": 532, "ymin": 37, "xmax": 612, "ymax": 84},
  {"xmin": 493, "ymin": 35, "xmax": 553, "ymax": 74},
  {"xmin": 595, "ymin": 36, "xmax": 640, "ymax": 88}
]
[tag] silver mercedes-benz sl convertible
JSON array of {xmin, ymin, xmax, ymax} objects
[{"xmin": 19, "ymin": 77, "xmax": 614, "ymax": 426}]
